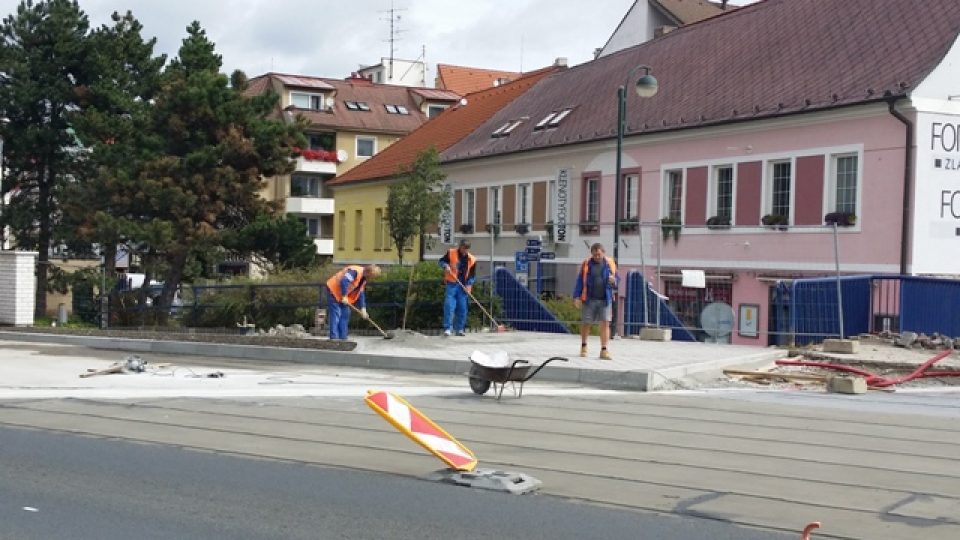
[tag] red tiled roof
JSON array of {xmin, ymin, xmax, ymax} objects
[
  {"xmin": 274, "ymin": 74, "xmax": 335, "ymax": 90},
  {"xmin": 329, "ymin": 65, "xmax": 563, "ymax": 186},
  {"xmin": 436, "ymin": 64, "xmax": 523, "ymax": 95},
  {"xmin": 444, "ymin": 0, "xmax": 960, "ymax": 162},
  {"xmin": 410, "ymin": 88, "xmax": 462, "ymax": 101}
]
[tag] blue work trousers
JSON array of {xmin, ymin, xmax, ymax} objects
[
  {"xmin": 442, "ymin": 283, "xmax": 469, "ymax": 332},
  {"xmin": 327, "ymin": 292, "xmax": 351, "ymax": 340}
]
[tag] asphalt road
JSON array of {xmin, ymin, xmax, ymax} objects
[
  {"xmin": 1, "ymin": 426, "xmax": 787, "ymax": 540},
  {"xmin": 2, "ymin": 342, "xmax": 960, "ymax": 539}
]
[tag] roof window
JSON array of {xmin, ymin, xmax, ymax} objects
[
  {"xmin": 548, "ymin": 108, "xmax": 572, "ymax": 127},
  {"xmin": 491, "ymin": 118, "xmax": 526, "ymax": 138},
  {"xmin": 384, "ymin": 104, "xmax": 411, "ymax": 115},
  {"xmin": 534, "ymin": 112, "xmax": 558, "ymax": 130},
  {"xmin": 345, "ymin": 101, "xmax": 370, "ymax": 111}
]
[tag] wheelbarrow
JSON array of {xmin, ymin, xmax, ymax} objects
[{"xmin": 467, "ymin": 350, "xmax": 568, "ymax": 400}]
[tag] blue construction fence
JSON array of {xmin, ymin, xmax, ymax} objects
[{"xmin": 774, "ymin": 274, "xmax": 960, "ymax": 345}]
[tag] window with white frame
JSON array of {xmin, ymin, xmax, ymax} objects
[
  {"xmin": 831, "ymin": 154, "xmax": 858, "ymax": 215},
  {"xmin": 585, "ymin": 177, "xmax": 600, "ymax": 223},
  {"xmin": 300, "ymin": 217, "xmax": 320, "ymax": 237},
  {"xmin": 291, "ymin": 92, "xmax": 324, "ymax": 110},
  {"xmin": 517, "ymin": 183, "xmax": 531, "ymax": 225},
  {"xmin": 622, "ymin": 173, "xmax": 639, "ymax": 220},
  {"xmin": 291, "ymin": 175, "xmax": 321, "ymax": 197},
  {"xmin": 712, "ymin": 165, "xmax": 734, "ymax": 219},
  {"xmin": 489, "ymin": 186, "xmax": 502, "ymax": 226},
  {"xmin": 769, "ymin": 160, "xmax": 792, "ymax": 219},
  {"xmin": 356, "ymin": 136, "xmax": 376, "ymax": 158},
  {"xmin": 463, "ymin": 189, "xmax": 475, "ymax": 228},
  {"xmin": 663, "ymin": 170, "xmax": 683, "ymax": 220}
]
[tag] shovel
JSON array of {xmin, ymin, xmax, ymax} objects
[{"xmin": 347, "ymin": 302, "xmax": 395, "ymax": 339}]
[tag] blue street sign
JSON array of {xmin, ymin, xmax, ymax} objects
[
  {"xmin": 514, "ymin": 251, "xmax": 529, "ymax": 273},
  {"xmin": 526, "ymin": 251, "xmax": 540, "ymax": 262},
  {"xmin": 525, "ymin": 246, "xmax": 541, "ymax": 255},
  {"xmin": 540, "ymin": 251, "xmax": 555, "ymax": 260},
  {"xmin": 526, "ymin": 238, "xmax": 542, "ymax": 248}
]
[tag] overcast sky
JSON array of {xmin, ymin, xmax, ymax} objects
[{"xmin": 1, "ymin": 0, "xmax": 755, "ymax": 85}]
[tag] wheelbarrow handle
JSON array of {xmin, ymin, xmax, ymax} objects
[{"xmin": 520, "ymin": 356, "xmax": 569, "ymax": 382}]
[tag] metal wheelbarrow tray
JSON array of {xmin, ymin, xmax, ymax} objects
[{"xmin": 467, "ymin": 351, "xmax": 568, "ymax": 400}]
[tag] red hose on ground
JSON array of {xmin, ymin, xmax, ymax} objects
[{"xmin": 776, "ymin": 349, "xmax": 956, "ymax": 388}]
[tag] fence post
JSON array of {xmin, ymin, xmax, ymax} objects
[
  {"xmin": 639, "ymin": 223, "xmax": 649, "ymax": 327},
  {"xmin": 656, "ymin": 223, "xmax": 663, "ymax": 328},
  {"xmin": 249, "ymin": 285, "xmax": 257, "ymax": 327},
  {"xmin": 833, "ymin": 223, "xmax": 845, "ymax": 338}
]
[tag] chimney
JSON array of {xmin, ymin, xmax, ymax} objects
[
  {"xmin": 654, "ymin": 25, "xmax": 676, "ymax": 38},
  {"xmin": 554, "ymin": 57, "xmax": 568, "ymax": 67}
]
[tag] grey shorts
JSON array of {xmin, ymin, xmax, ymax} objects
[{"xmin": 581, "ymin": 299, "xmax": 612, "ymax": 323}]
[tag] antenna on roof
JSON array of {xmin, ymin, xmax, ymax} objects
[
  {"xmin": 380, "ymin": 0, "xmax": 406, "ymax": 82},
  {"xmin": 519, "ymin": 35, "xmax": 524, "ymax": 73}
]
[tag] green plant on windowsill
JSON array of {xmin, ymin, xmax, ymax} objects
[
  {"xmin": 618, "ymin": 216, "xmax": 640, "ymax": 233},
  {"xmin": 485, "ymin": 223, "xmax": 500, "ymax": 239},
  {"xmin": 660, "ymin": 216, "xmax": 682, "ymax": 244},
  {"xmin": 579, "ymin": 221, "xmax": 599, "ymax": 235},
  {"xmin": 459, "ymin": 223, "xmax": 474, "ymax": 234},
  {"xmin": 761, "ymin": 213, "xmax": 789, "ymax": 230},
  {"xmin": 514, "ymin": 223, "xmax": 529, "ymax": 235},
  {"xmin": 824, "ymin": 212, "xmax": 856, "ymax": 227},
  {"xmin": 706, "ymin": 215, "xmax": 731, "ymax": 230}
]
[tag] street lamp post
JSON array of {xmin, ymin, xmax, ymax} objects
[{"xmin": 612, "ymin": 65, "xmax": 658, "ymax": 337}]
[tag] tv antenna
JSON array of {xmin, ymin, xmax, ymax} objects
[{"xmin": 380, "ymin": 1, "xmax": 407, "ymax": 81}]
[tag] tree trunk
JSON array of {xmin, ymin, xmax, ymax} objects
[
  {"xmin": 157, "ymin": 250, "xmax": 188, "ymax": 326},
  {"xmin": 34, "ymin": 167, "xmax": 52, "ymax": 318},
  {"xmin": 401, "ymin": 263, "xmax": 415, "ymax": 330}
]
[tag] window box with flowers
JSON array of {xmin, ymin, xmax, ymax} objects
[
  {"xmin": 660, "ymin": 216, "xmax": 682, "ymax": 244},
  {"xmin": 824, "ymin": 212, "xmax": 857, "ymax": 227},
  {"xmin": 579, "ymin": 221, "xmax": 599, "ymax": 235},
  {"xmin": 514, "ymin": 223, "xmax": 529, "ymax": 235},
  {"xmin": 293, "ymin": 147, "xmax": 341, "ymax": 163},
  {"xmin": 485, "ymin": 223, "xmax": 500, "ymax": 239},
  {"xmin": 706, "ymin": 215, "xmax": 731, "ymax": 230},
  {"xmin": 459, "ymin": 223, "xmax": 474, "ymax": 235},
  {"xmin": 618, "ymin": 217, "xmax": 640, "ymax": 233},
  {"xmin": 761, "ymin": 213, "xmax": 789, "ymax": 231}
]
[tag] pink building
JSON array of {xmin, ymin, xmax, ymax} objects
[{"xmin": 427, "ymin": 0, "xmax": 960, "ymax": 345}]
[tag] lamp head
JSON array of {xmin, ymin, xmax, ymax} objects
[{"xmin": 634, "ymin": 73, "xmax": 659, "ymax": 98}]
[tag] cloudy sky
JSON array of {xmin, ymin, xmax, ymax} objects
[{"xmin": 1, "ymin": 0, "xmax": 754, "ymax": 84}]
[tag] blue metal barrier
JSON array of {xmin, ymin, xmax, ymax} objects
[
  {"xmin": 493, "ymin": 268, "xmax": 569, "ymax": 333},
  {"xmin": 900, "ymin": 276, "xmax": 960, "ymax": 337},
  {"xmin": 789, "ymin": 276, "xmax": 872, "ymax": 344},
  {"xmin": 623, "ymin": 271, "xmax": 696, "ymax": 342}
]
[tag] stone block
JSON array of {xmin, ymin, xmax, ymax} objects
[
  {"xmin": 640, "ymin": 327, "xmax": 672, "ymax": 342},
  {"xmin": 822, "ymin": 339, "xmax": 859, "ymax": 354},
  {"xmin": 827, "ymin": 376, "xmax": 867, "ymax": 394}
]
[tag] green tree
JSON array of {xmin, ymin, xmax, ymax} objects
[
  {"xmin": 138, "ymin": 22, "xmax": 301, "ymax": 313},
  {"xmin": 222, "ymin": 213, "xmax": 318, "ymax": 272},
  {"xmin": 63, "ymin": 10, "xmax": 166, "ymax": 296},
  {"xmin": 0, "ymin": 0, "xmax": 90, "ymax": 317},
  {"xmin": 386, "ymin": 147, "xmax": 448, "ymax": 265}
]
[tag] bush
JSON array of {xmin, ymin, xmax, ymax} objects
[{"xmin": 541, "ymin": 294, "xmax": 599, "ymax": 336}]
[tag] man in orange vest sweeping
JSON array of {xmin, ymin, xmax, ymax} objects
[
  {"xmin": 325, "ymin": 264, "xmax": 381, "ymax": 340},
  {"xmin": 439, "ymin": 239, "xmax": 476, "ymax": 337},
  {"xmin": 573, "ymin": 242, "xmax": 619, "ymax": 360}
]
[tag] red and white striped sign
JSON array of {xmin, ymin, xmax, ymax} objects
[{"xmin": 365, "ymin": 390, "xmax": 478, "ymax": 471}]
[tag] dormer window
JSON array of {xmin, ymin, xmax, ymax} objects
[{"xmin": 291, "ymin": 92, "xmax": 325, "ymax": 110}]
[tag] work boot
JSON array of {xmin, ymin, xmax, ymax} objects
[
  {"xmin": 580, "ymin": 344, "xmax": 587, "ymax": 358},
  {"xmin": 599, "ymin": 349, "xmax": 612, "ymax": 360}
]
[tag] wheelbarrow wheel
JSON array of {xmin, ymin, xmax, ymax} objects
[{"xmin": 468, "ymin": 365, "xmax": 491, "ymax": 395}]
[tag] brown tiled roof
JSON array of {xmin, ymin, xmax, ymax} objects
[
  {"xmin": 652, "ymin": 0, "xmax": 724, "ymax": 25},
  {"xmin": 410, "ymin": 88, "xmax": 462, "ymax": 101},
  {"xmin": 444, "ymin": 0, "xmax": 960, "ymax": 163},
  {"xmin": 329, "ymin": 65, "xmax": 563, "ymax": 186},
  {"xmin": 436, "ymin": 64, "xmax": 523, "ymax": 95},
  {"xmin": 274, "ymin": 74, "xmax": 335, "ymax": 90}
]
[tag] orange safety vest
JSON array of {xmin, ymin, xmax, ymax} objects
[
  {"xmin": 578, "ymin": 256, "xmax": 617, "ymax": 301},
  {"xmin": 443, "ymin": 248, "xmax": 476, "ymax": 284},
  {"xmin": 326, "ymin": 265, "xmax": 366, "ymax": 304}
]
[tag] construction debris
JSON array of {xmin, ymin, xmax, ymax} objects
[
  {"xmin": 80, "ymin": 355, "xmax": 148, "ymax": 378},
  {"xmin": 826, "ymin": 376, "xmax": 867, "ymax": 394}
]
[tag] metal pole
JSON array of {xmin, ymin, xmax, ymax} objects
[
  {"xmin": 612, "ymin": 85, "xmax": 626, "ymax": 338},
  {"xmin": 639, "ymin": 223, "xmax": 648, "ymax": 326},
  {"xmin": 656, "ymin": 222, "xmax": 663, "ymax": 327},
  {"xmin": 833, "ymin": 223, "xmax": 844, "ymax": 338}
]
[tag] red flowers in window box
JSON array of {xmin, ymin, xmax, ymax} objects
[{"xmin": 293, "ymin": 147, "xmax": 340, "ymax": 163}]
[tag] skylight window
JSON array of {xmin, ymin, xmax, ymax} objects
[
  {"xmin": 396, "ymin": 105, "xmax": 409, "ymax": 115},
  {"xmin": 385, "ymin": 104, "xmax": 398, "ymax": 113},
  {"xmin": 356, "ymin": 101, "xmax": 370, "ymax": 111},
  {"xmin": 345, "ymin": 101, "xmax": 359, "ymax": 110},
  {"xmin": 491, "ymin": 118, "xmax": 527, "ymax": 138},
  {"xmin": 491, "ymin": 122, "xmax": 512, "ymax": 138},
  {"xmin": 501, "ymin": 119, "xmax": 524, "ymax": 135},
  {"xmin": 547, "ymin": 108, "xmax": 573, "ymax": 127},
  {"xmin": 534, "ymin": 112, "xmax": 558, "ymax": 130}
]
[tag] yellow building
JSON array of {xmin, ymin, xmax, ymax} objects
[{"xmin": 246, "ymin": 72, "xmax": 460, "ymax": 263}]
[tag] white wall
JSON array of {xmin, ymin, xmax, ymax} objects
[{"xmin": 0, "ymin": 251, "xmax": 37, "ymax": 325}]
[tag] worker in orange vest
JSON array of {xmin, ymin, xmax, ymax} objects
[
  {"xmin": 325, "ymin": 264, "xmax": 381, "ymax": 340},
  {"xmin": 439, "ymin": 239, "xmax": 476, "ymax": 336},
  {"xmin": 573, "ymin": 243, "xmax": 618, "ymax": 359}
]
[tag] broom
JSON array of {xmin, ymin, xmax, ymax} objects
[{"xmin": 449, "ymin": 270, "xmax": 507, "ymax": 333}]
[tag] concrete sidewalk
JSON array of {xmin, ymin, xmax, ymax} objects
[{"xmin": 0, "ymin": 329, "xmax": 781, "ymax": 391}]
